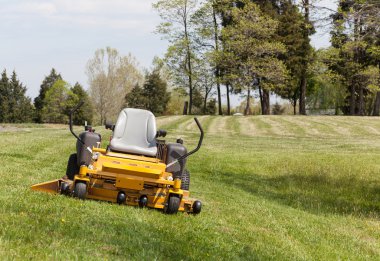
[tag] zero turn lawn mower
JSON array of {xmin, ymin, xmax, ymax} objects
[{"xmin": 32, "ymin": 102, "xmax": 203, "ymax": 214}]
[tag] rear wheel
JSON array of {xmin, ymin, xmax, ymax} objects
[
  {"xmin": 73, "ymin": 182, "xmax": 87, "ymax": 200},
  {"xmin": 164, "ymin": 195, "xmax": 180, "ymax": 214},
  {"xmin": 181, "ymin": 169, "xmax": 190, "ymax": 190},
  {"xmin": 66, "ymin": 153, "xmax": 79, "ymax": 180}
]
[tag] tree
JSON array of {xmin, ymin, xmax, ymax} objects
[
  {"xmin": 144, "ymin": 71, "xmax": 171, "ymax": 115},
  {"xmin": 70, "ymin": 83, "xmax": 94, "ymax": 125},
  {"xmin": 8, "ymin": 71, "xmax": 33, "ymax": 123},
  {"xmin": 154, "ymin": 0, "xmax": 197, "ymax": 114},
  {"xmin": 298, "ymin": 0, "xmax": 315, "ymax": 115},
  {"xmin": 34, "ymin": 68, "xmax": 62, "ymax": 123},
  {"xmin": 206, "ymin": 98, "xmax": 217, "ymax": 115},
  {"xmin": 0, "ymin": 70, "xmax": 33, "ymax": 123},
  {"xmin": 86, "ymin": 47, "xmax": 143, "ymax": 124},
  {"xmin": 125, "ymin": 85, "xmax": 146, "ymax": 109},
  {"xmin": 307, "ymin": 48, "xmax": 346, "ymax": 115},
  {"xmin": 125, "ymin": 71, "xmax": 171, "ymax": 115},
  {"xmin": 42, "ymin": 80, "xmax": 76, "ymax": 124},
  {"xmin": 166, "ymin": 88, "xmax": 188, "ymax": 115},
  {"xmin": 329, "ymin": 0, "xmax": 380, "ymax": 115},
  {"xmin": 220, "ymin": 0, "xmax": 287, "ymax": 115},
  {"xmin": 0, "ymin": 70, "xmax": 10, "ymax": 122},
  {"xmin": 192, "ymin": 0, "xmax": 223, "ymax": 115}
]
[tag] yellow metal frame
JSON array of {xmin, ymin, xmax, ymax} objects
[{"xmin": 32, "ymin": 147, "xmax": 198, "ymax": 213}]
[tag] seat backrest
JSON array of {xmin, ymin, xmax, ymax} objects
[{"xmin": 109, "ymin": 108, "xmax": 157, "ymax": 157}]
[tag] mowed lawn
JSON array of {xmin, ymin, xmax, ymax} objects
[{"xmin": 0, "ymin": 115, "xmax": 380, "ymax": 260}]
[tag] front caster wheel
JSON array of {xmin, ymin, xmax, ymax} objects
[
  {"xmin": 164, "ymin": 195, "xmax": 180, "ymax": 214},
  {"xmin": 73, "ymin": 182, "xmax": 87, "ymax": 200},
  {"xmin": 192, "ymin": 200, "xmax": 202, "ymax": 214},
  {"xmin": 60, "ymin": 182, "xmax": 71, "ymax": 195}
]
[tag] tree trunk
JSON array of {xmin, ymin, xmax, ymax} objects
[
  {"xmin": 184, "ymin": 9, "xmax": 193, "ymax": 115},
  {"xmin": 262, "ymin": 89, "xmax": 270, "ymax": 115},
  {"xmin": 244, "ymin": 87, "xmax": 251, "ymax": 116},
  {"xmin": 373, "ymin": 92, "xmax": 380, "ymax": 116},
  {"xmin": 226, "ymin": 84, "xmax": 230, "ymax": 115},
  {"xmin": 183, "ymin": 101, "xmax": 188, "ymax": 115},
  {"xmin": 258, "ymin": 84, "xmax": 263, "ymax": 114},
  {"xmin": 293, "ymin": 96, "xmax": 297, "ymax": 115},
  {"xmin": 216, "ymin": 81, "xmax": 222, "ymax": 115},
  {"xmin": 299, "ymin": 74, "xmax": 306, "ymax": 115},
  {"xmin": 350, "ymin": 84, "xmax": 356, "ymax": 115},
  {"xmin": 213, "ymin": 5, "xmax": 222, "ymax": 116},
  {"xmin": 299, "ymin": 0, "xmax": 310, "ymax": 116}
]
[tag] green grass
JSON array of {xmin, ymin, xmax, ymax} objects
[{"xmin": 0, "ymin": 116, "xmax": 380, "ymax": 260}]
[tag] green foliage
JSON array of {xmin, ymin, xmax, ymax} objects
[
  {"xmin": 165, "ymin": 88, "xmax": 187, "ymax": 115},
  {"xmin": 125, "ymin": 71, "xmax": 170, "ymax": 115},
  {"xmin": 42, "ymin": 80, "xmax": 76, "ymax": 124},
  {"xmin": 70, "ymin": 83, "xmax": 94, "ymax": 125},
  {"xmin": 125, "ymin": 85, "xmax": 146, "ymax": 109},
  {"xmin": 220, "ymin": 1, "xmax": 287, "ymax": 92},
  {"xmin": 144, "ymin": 71, "xmax": 171, "ymax": 115},
  {"xmin": 0, "ymin": 70, "xmax": 10, "ymax": 122},
  {"xmin": 191, "ymin": 88, "xmax": 203, "ymax": 113},
  {"xmin": 274, "ymin": 1, "xmax": 313, "ymax": 106},
  {"xmin": 307, "ymin": 49, "xmax": 347, "ymax": 114},
  {"xmin": 154, "ymin": 0, "xmax": 198, "ymax": 113},
  {"xmin": 0, "ymin": 70, "xmax": 33, "ymax": 123},
  {"xmin": 34, "ymin": 68, "xmax": 62, "ymax": 123},
  {"xmin": 328, "ymin": 0, "xmax": 380, "ymax": 115}
]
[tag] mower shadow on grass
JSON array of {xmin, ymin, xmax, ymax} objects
[{"xmin": 218, "ymin": 171, "xmax": 380, "ymax": 218}]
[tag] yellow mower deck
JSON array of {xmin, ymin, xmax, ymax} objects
[{"xmin": 32, "ymin": 149, "xmax": 198, "ymax": 213}]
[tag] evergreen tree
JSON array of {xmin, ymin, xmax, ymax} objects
[
  {"xmin": 125, "ymin": 85, "xmax": 146, "ymax": 109},
  {"xmin": 0, "ymin": 70, "xmax": 10, "ymax": 122},
  {"xmin": 8, "ymin": 71, "xmax": 33, "ymax": 123},
  {"xmin": 144, "ymin": 71, "xmax": 171, "ymax": 115},
  {"xmin": 0, "ymin": 70, "xmax": 33, "ymax": 123},
  {"xmin": 34, "ymin": 68, "xmax": 62, "ymax": 122},
  {"xmin": 125, "ymin": 72, "xmax": 170, "ymax": 115},
  {"xmin": 276, "ymin": 1, "xmax": 312, "ymax": 115},
  {"xmin": 70, "ymin": 83, "xmax": 94, "ymax": 125},
  {"xmin": 329, "ymin": 0, "xmax": 379, "ymax": 115}
]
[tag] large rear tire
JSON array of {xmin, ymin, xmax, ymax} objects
[
  {"xmin": 181, "ymin": 169, "xmax": 190, "ymax": 190},
  {"xmin": 73, "ymin": 182, "xmax": 87, "ymax": 200},
  {"xmin": 66, "ymin": 153, "xmax": 79, "ymax": 180},
  {"xmin": 164, "ymin": 195, "xmax": 180, "ymax": 214}
]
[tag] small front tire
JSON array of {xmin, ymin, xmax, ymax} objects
[
  {"xmin": 73, "ymin": 182, "xmax": 87, "ymax": 200},
  {"xmin": 164, "ymin": 195, "xmax": 180, "ymax": 214}
]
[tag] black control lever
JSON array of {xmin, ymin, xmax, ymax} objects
[{"xmin": 166, "ymin": 117, "xmax": 204, "ymax": 169}]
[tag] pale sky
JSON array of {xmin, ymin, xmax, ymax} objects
[{"xmin": 0, "ymin": 0, "xmax": 337, "ymax": 106}]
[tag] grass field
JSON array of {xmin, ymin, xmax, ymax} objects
[{"xmin": 0, "ymin": 115, "xmax": 380, "ymax": 260}]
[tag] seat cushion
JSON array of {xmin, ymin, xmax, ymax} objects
[{"xmin": 109, "ymin": 108, "xmax": 157, "ymax": 157}]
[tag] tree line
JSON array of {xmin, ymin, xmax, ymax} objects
[
  {"xmin": 153, "ymin": 0, "xmax": 380, "ymax": 116},
  {"xmin": 0, "ymin": 52, "xmax": 174, "ymax": 125},
  {"xmin": 0, "ymin": 68, "xmax": 94, "ymax": 125},
  {"xmin": 1, "ymin": 1, "xmax": 378, "ymax": 123}
]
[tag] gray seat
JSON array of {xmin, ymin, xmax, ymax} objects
[{"xmin": 109, "ymin": 108, "xmax": 157, "ymax": 157}]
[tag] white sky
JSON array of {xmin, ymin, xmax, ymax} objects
[{"xmin": 0, "ymin": 0, "xmax": 337, "ymax": 106}]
